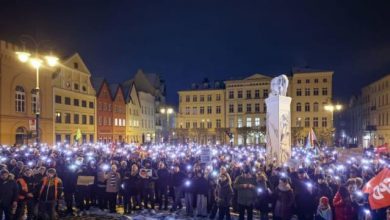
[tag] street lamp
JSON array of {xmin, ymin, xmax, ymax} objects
[
  {"xmin": 160, "ymin": 107, "xmax": 174, "ymax": 142},
  {"xmin": 324, "ymin": 103, "xmax": 343, "ymax": 146},
  {"xmin": 16, "ymin": 46, "xmax": 59, "ymax": 144}
]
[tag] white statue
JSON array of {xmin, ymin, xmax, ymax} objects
[{"xmin": 270, "ymin": 74, "xmax": 289, "ymax": 96}]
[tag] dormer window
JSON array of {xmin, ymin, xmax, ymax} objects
[
  {"xmin": 74, "ymin": 62, "xmax": 79, "ymax": 69},
  {"xmin": 74, "ymin": 83, "xmax": 79, "ymax": 90}
]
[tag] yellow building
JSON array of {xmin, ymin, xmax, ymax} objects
[
  {"xmin": 0, "ymin": 40, "xmax": 54, "ymax": 145},
  {"xmin": 290, "ymin": 69, "xmax": 334, "ymax": 145},
  {"xmin": 176, "ymin": 81, "xmax": 226, "ymax": 144},
  {"xmin": 361, "ymin": 74, "xmax": 390, "ymax": 147},
  {"xmin": 52, "ymin": 53, "xmax": 97, "ymax": 144},
  {"xmin": 177, "ymin": 70, "xmax": 334, "ymax": 146}
]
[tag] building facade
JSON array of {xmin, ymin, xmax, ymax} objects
[
  {"xmin": 111, "ymin": 84, "xmax": 126, "ymax": 143},
  {"xmin": 124, "ymin": 82, "xmax": 142, "ymax": 144},
  {"xmin": 93, "ymin": 79, "xmax": 113, "ymax": 143},
  {"xmin": 53, "ymin": 53, "xmax": 96, "ymax": 144},
  {"xmin": 360, "ymin": 74, "xmax": 390, "ymax": 147},
  {"xmin": 139, "ymin": 91, "xmax": 156, "ymax": 143},
  {"xmin": 177, "ymin": 70, "xmax": 334, "ymax": 146},
  {"xmin": 0, "ymin": 41, "xmax": 54, "ymax": 145}
]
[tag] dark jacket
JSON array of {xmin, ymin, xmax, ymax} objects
[
  {"xmin": 234, "ymin": 174, "xmax": 257, "ymax": 206},
  {"xmin": 156, "ymin": 168, "xmax": 170, "ymax": 189},
  {"xmin": 0, "ymin": 176, "xmax": 19, "ymax": 206},
  {"xmin": 274, "ymin": 184, "xmax": 295, "ymax": 220},
  {"xmin": 216, "ymin": 180, "xmax": 233, "ymax": 207},
  {"xmin": 193, "ymin": 176, "xmax": 209, "ymax": 196},
  {"xmin": 255, "ymin": 180, "xmax": 271, "ymax": 212},
  {"xmin": 171, "ymin": 171, "xmax": 186, "ymax": 187}
]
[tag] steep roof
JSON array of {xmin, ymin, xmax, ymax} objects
[{"xmin": 62, "ymin": 52, "xmax": 91, "ymax": 75}]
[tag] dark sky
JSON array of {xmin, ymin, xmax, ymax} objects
[{"xmin": 1, "ymin": 0, "xmax": 390, "ymax": 105}]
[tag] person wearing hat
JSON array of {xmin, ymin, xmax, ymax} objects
[
  {"xmin": 292, "ymin": 168, "xmax": 316, "ymax": 220},
  {"xmin": 313, "ymin": 174, "xmax": 333, "ymax": 207},
  {"xmin": 37, "ymin": 168, "xmax": 63, "ymax": 220},
  {"xmin": 315, "ymin": 196, "xmax": 332, "ymax": 220},
  {"xmin": 15, "ymin": 168, "xmax": 35, "ymax": 220},
  {"xmin": 0, "ymin": 169, "xmax": 19, "ymax": 220},
  {"xmin": 273, "ymin": 176, "xmax": 294, "ymax": 220},
  {"xmin": 234, "ymin": 166, "xmax": 257, "ymax": 220}
]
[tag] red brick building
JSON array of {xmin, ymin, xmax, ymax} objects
[
  {"xmin": 110, "ymin": 84, "xmax": 126, "ymax": 143},
  {"xmin": 92, "ymin": 78, "xmax": 113, "ymax": 143}
]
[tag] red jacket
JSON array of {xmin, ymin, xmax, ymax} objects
[{"xmin": 333, "ymin": 192, "xmax": 357, "ymax": 220}]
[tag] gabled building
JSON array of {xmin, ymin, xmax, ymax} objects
[
  {"xmin": 110, "ymin": 84, "xmax": 126, "ymax": 143},
  {"xmin": 123, "ymin": 82, "xmax": 142, "ymax": 143},
  {"xmin": 92, "ymin": 78, "xmax": 113, "ymax": 143}
]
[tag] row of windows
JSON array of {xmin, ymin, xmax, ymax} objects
[
  {"xmin": 15, "ymin": 86, "xmax": 38, "ymax": 113},
  {"xmin": 55, "ymin": 134, "xmax": 94, "ymax": 143},
  {"xmin": 378, "ymin": 112, "xmax": 389, "ymax": 126},
  {"xmin": 228, "ymin": 103, "xmax": 267, "ymax": 114},
  {"xmin": 296, "ymin": 102, "xmax": 323, "ymax": 112},
  {"xmin": 182, "ymin": 94, "xmax": 222, "ymax": 102},
  {"xmin": 229, "ymin": 117, "xmax": 263, "ymax": 128},
  {"xmin": 98, "ymin": 117, "xmax": 126, "ymax": 126},
  {"xmin": 98, "ymin": 102, "xmax": 126, "ymax": 113},
  {"xmin": 55, "ymin": 95, "xmax": 94, "ymax": 108},
  {"xmin": 183, "ymin": 106, "xmax": 222, "ymax": 115},
  {"xmin": 55, "ymin": 113, "xmax": 94, "ymax": 125},
  {"xmin": 228, "ymin": 89, "xmax": 268, "ymax": 99},
  {"xmin": 180, "ymin": 119, "xmax": 222, "ymax": 129},
  {"xmin": 296, "ymin": 78, "xmax": 328, "ymax": 84},
  {"xmin": 296, "ymin": 117, "xmax": 328, "ymax": 128},
  {"xmin": 296, "ymin": 88, "xmax": 328, "ymax": 96},
  {"xmin": 141, "ymin": 106, "xmax": 155, "ymax": 116},
  {"xmin": 128, "ymin": 119, "xmax": 155, "ymax": 129}
]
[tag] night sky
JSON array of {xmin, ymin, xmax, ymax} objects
[{"xmin": 1, "ymin": 0, "xmax": 390, "ymax": 105}]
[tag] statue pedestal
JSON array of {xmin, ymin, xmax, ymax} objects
[{"xmin": 265, "ymin": 95, "xmax": 292, "ymax": 165}]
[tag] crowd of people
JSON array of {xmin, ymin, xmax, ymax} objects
[{"xmin": 0, "ymin": 143, "xmax": 389, "ymax": 220}]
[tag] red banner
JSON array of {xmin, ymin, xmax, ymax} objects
[{"xmin": 363, "ymin": 167, "xmax": 390, "ymax": 210}]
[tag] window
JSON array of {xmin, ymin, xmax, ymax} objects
[
  {"xmin": 255, "ymin": 117, "xmax": 260, "ymax": 126},
  {"xmin": 216, "ymin": 94, "xmax": 221, "ymax": 101},
  {"xmin": 186, "ymin": 95, "xmax": 190, "ymax": 102},
  {"xmin": 305, "ymin": 88, "xmax": 310, "ymax": 96},
  {"xmin": 305, "ymin": 102, "xmax": 310, "ymax": 112},
  {"xmin": 216, "ymin": 106, "xmax": 221, "ymax": 114},
  {"xmin": 89, "ymin": 101, "xmax": 94, "ymax": 108},
  {"xmin": 263, "ymin": 89, "xmax": 268, "ymax": 98},
  {"xmin": 192, "ymin": 107, "xmax": 197, "ymax": 115},
  {"xmin": 193, "ymin": 122, "xmax": 197, "ymax": 128},
  {"xmin": 314, "ymin": 79, "xmax": 318, "ymax": 83},
  {"xmin": 246, "ymin": 117, "xmax": 252, "ymax": 127},
  {"xmin": 74, "ymin": 99, "xmax": 79, "ymax": 106},
  {"xmin": 195, "ymin": 95, "xmax": 199, "ymax": 102},
  {"xmin": 263, "ymin": 104, "xmax": 267, "ymax": 113},
  {"xmin": 296, "ymin": 103, "xmax": 302, "ymax": 112},
  {"xmin": 323, "ymin": 78, "xmax": 327, "ymax": 83},
  {"xmin": 296, "ymin": 89, "xmax": 302, "ymax": 96},
  {"xmin": 237, "ymin": 104, "xmax": 243, "ymax": 113},
  {"xmin": 305, "ymin": 117, "xmax": 310, "ymax": 127},
  {"xmin": 90, "ymin": 134, "xmax": 94, "ymax": 143},
  {"xmin": 82, "ymin": 86, "xmax": 87, "ymax": 92},
  {"xmin": 313, "ymin": 88, "xmax": 319, "ymax": 96},
  {"xmin": 82, "ymin": 100, "xmax": 87, "ymax": 107},
  {"xmin": 238, "ymin": 90, "xmax": 243, "ymax": 98},
  {"xmin": 322, "ymin": 88, "xmax": 328, "ymax": 96},
  {"xmin": 15, "ymin": 86, "xmax": 25, "ymax": 112},
  {"xmin": 56, "ymin": 113, "xmax": 62, "ymax": 123},
  {"xmin": 207, "ymin": 121, "xmax": 212, "ymax": 129},
  {"xmin": 313, "ymin": 102, "xmax": 319, "ymax": 112},
  {"xmin": 207, "ymin": 95, "xmax": 212, "ymax": 101},
  {"xmin": 200, "ymin": 122, "xmax": 205, "ymax": 128},
  {"xmin": 185, "ymin": 107, "xmax": 190, "ymax": 115},
  {"xmin": 65, "ymin": 97, "xmax": 71, "ymax": 105},
  {"xmin": 200, "ymin": 107, "xmax": 205, "ymax": 114},
  {"xmin": 255, "ymin": 103, "xmax": 260, "ymax": 113},
  {"xmin": 251, "ymin": 90, "xmax": 258, "ymax": 99},
  {"xmin": 55, "ymin": 95, "xmax": 62, "ymax": 104},
  {"xmin": 229, "ymin": 118, "xmax": 234, "ymax": 128},
  {"xmin": 297, "ymin": 79, "xmax": 301, "ymax": 84},
  {"xmin": 65, "ymin": 134, "xmax": 71, "ymax": 143},
  {"xmin": 246, "ymin": 90, "xmax": 251, "ymax": 99},
  {"xmin": 31, "ymin": 89, "xmax": 38, "ymax": 114},
  {"xmin": 82, "ymin": 115, "xmax": 87, "ymax": 124},
  {"xmin": 306, "ymin": 79, "xmax": 310, "ymax": 83},
  {"xmin": 207, "ymin": 106, "xmax": 212, "ymax": 114},
  {"xmin": 322, "ymin": 117, "xmax": 327, "ymax": 127},
  {"xmin": 55, "ymin": 134, "xmax": 61, "ymax": 143},
  {"xmin": 65, "ymin": 113, "xmax": 71, "ymax": 124},
  {"xmin": 237, "ymin": 118, "xmax": 243, "ymax": 128},
  {"xmin": 89, "ymin": 115, "xmax": 94, "ymax": 125},
  {"xmin": 296, "ymin": 118, "xmax": 302, "ymax": 127},
  {"xmin": 246, "ymin": 104, "xmax": 251, "ymax": 113},
  {"xmin": 74, "ymin": 83, "xmax": 79, "ymax": 90},
  {"xmin": 74, "ymin": 114, "xmax": 79, "ymax": 124},
  {"xmin": 313, "ymin": 117, "xmax": 319, "ymax": 127},
  {"xmin": 229, "ymin": 104, "xmax": 234, "ymax": 113},
  {"xmin": 229, "ymin": 91, "xmax": 234, "ymax": 99},
  {"xmin": 216, "ymin": 119, "xmax": 221, "ymax": 128},
  {"xmin": 74, "ymin": 62, "xmax": 79, "ymax": 69},
  {"xmin": 185, "ymin": 122, "xmax": 190, "ymax": 129}
]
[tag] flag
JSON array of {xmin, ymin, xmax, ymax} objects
[
  {"xmin": 305, "ymin": 128, "xmax": 317, "ymax": 148},
  {"xmin": 363, "ymin": 167, "xmax": 390, "ymax": 210},
  {"xmin": 75, "ymin": 128, "xmax": 82, "ymax": 141}
]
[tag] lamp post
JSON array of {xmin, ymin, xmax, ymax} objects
[
  {"xmin": 16, "ymin": 39, "xmax": 58, "ymax": 145},
  {"xmin": 160, "ymin": 107, "xmax": 174, "ymax": 143},
  {"xmin": 324, "ymin": 103, "xmax": 343, "ymax": 146}
]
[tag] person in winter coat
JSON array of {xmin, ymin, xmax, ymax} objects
[
  {"xmin": 315, "ymin": 196, "xmax": 332, "ymax": 220},
  {"xmin": 273, "ymin": 177, "xmax": 294, "ymax": 220},
  {"xmin": 105, "ymin": 164, "xmax": 121, "ymax": 213},
  {"xmin": 255, "ymin": 172, "xmax": 271, "ymax": 220},
  {"xmin": 62, "ymin": 164, "xmax": 77, "ymax": 215},
  {"xmin": 210, "ymin": 173, "xmax": 233, "ymax": 220},
  {"xmin": 171, "ymin": 165, "xmax": 186, "ymax": 212},
  {"xmin": 194, "ymin": 170, "xmax": 209, "ymax": 217},
  {"xmin": 96, "ymin": 163, "xmax": 108, "ymax": 211},
  {"xmin": 156, "ymin": 162, "xmax": 170, "ymax": 210},
  {"xmin": 313, "ymin": 174, "xmax": 333, "ymax": 206},
  {"xmin": 183, "ymin": 172, "xmax": 195, "ymax": 216},
  {"xmin": 293, "ymin": 169, "xmax": 316, "ymax": 220},
  {"xmin": 234, "ymin": 166, "xmax": 257, "ymax": 220},
  {"xmin": 15, "ymin": 168, "xmax": 35, "ymax": 220},
  {"xmin": 37, "ymin": 168, "xmax": 63, "ymax": 220},
  {"xmin": 0, "ymin": 169, "xmax": 18, "ymax": 220},
  {"xmin": 75, "ymin": 163, "xmax": 94, "ymax": 216},
  {"xmin": 333, "ymin": 186, "xmax": 358, "ymax": 220},
  {"xmin": 139, "ymin": 162, "xmax": 158, "ymax": 210}
]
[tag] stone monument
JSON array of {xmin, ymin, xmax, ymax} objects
[{"xmin": 265, "ymin": 74, "xmax": 291, "ymax": 165}]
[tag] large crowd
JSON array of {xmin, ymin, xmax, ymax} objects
[{"xmin": 0, "ymin": 143, "xmax": 389, "ymax": 220}]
